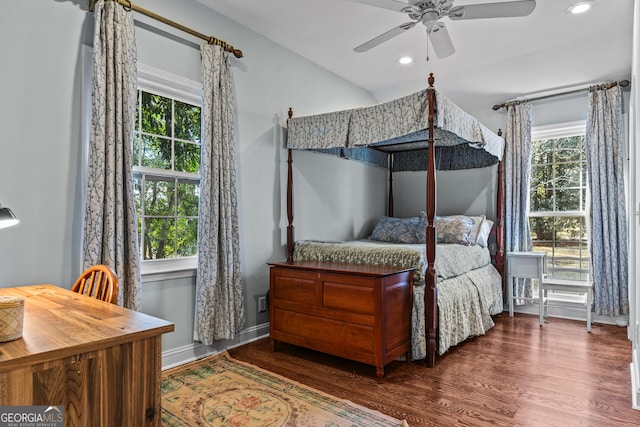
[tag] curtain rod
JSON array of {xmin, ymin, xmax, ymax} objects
[
  {"xmin": 492, "ymin": 79, "xmax": 630, "ymax": 111},
  {"xmin": 94, "ymin": 0, "xmax": 243, "ymax": 58}
]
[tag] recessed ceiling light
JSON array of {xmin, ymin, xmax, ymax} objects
[
  {"xmin": 567, "ymin": 1, "xmax": 594, "ymax": 14},
  {"xmin": 398, "ymin": 56, "xmax": 414, "ymax": 65}
]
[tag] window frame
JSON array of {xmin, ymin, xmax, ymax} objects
[
  {"xmin": 529, "ymin": 120, "xmax": 590, "ymax": 302},
  {"xmin": 135, "ymin": 64, "xmax": 203, "ymax": 276}
]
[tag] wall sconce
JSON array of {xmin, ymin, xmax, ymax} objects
[{"xmin": 0, "ymin": 204, "xmax": 19, "ymax": 230}]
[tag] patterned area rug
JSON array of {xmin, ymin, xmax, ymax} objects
[{"xmin": 162, "ymin": 351, "xmax": 409, "ymax": 427}]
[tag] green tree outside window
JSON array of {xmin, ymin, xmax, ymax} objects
[
  {"xmin": 529, "ymin": 135, "xmax": 589, "ymax": 280},
  {"xmin": 133, "ymin": 90, "xmax": 201, "ymax": 260}
]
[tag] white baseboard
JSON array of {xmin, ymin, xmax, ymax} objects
[
  {"xmin": 632, "ymin": 349, "xmax": 640, "ymax": 410},
  {"xmin": 504, "ymin": 302, "xmax": 629, "ymax": 327},
  {"xmin": 161, "ymin": 322, "xmax": 270, "ymax": 370}
]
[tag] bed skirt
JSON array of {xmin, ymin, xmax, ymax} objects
[{"xmin": 411, "ymin": 264, "xmax": 503, "ymax": 359}]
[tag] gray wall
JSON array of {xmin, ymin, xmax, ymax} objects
[
  {"xmin": 0, "ymin": 0, "xmax": 382, "ymax": 355},
  {"xmin": 393, "ymin": 166, "xmax": 499, "ymax": 221}
]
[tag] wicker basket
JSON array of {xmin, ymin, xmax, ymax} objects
[{"xmin": 0, "ymin": 296, "xmax": 24, "ymax": 342}]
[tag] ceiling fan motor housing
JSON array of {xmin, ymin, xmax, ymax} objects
[{"xmin": 421, "ymin": 10, "xmax": 440, "ymax": 26}]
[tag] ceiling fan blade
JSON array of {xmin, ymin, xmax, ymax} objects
[
  {"xmin": 428, "ymin": 22, "xmax": 455, "ymax": 58},
  {"xmin": 449, "ymin": 0, "xmax": 536, "ymax": 20},
  {"xmin": 354, "ymin": 22, "xmax": 417, "ymax": 53},
  {"xmin": 347, "ymin": 0, "xmax": 415, "ymax": 13}
]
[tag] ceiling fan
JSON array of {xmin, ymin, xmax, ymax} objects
[{"xmin": 351, "ymin": 0, "xmax": 536, "ymax": 58}]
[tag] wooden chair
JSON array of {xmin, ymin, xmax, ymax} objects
[{"xmin": 71, "ymin": 265, "xmax": 119, "ymax": 304}]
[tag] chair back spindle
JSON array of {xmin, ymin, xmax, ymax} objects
[{"xmin": 71, "ymin": 265, "xmax": 119, "ymax": 304}]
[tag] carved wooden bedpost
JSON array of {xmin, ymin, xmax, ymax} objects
[
  {"xmin": 495, "ymin": 129, "xmax": 505, "ymax": 276},
  {"xmin": 388, "ymin": 153, "xmax": 394, "ymax": 217},
  {"xmin": 286, "ymin": 108, "xmax": 295, "ymax": 263},
  {"xmin": 425, "ymin": 73, "xmax": 438, "ymax": 368}
]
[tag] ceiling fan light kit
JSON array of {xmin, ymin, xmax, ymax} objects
[{"xmin": 351, "ymin": 0, "xmax": 536, "ymax": 58}]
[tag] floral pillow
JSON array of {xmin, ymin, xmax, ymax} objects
[
  {"xmin": 369, "ymin": 216, "xmax": 421, "ymax": 244},
  {"xmin": 435, "ymin": 215, "xmax": 485, "ymax": 246}
]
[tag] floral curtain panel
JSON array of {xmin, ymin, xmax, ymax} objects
[
  {"xmin": 84, "ymin": 0, "xmax": 141, "ymax": 309},
  {"xmin": 194, "ymin": 44, "xmax": 245, "ymax": 344},
  {"xmin": 504, "ymin": 103, "xmax": 533, "ymax": 301},
  {"xmin": 586, "ymin": 85, "xmax": 629, "ymax": 316}
]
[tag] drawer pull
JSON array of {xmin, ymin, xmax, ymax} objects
[{"xmin": 146, "ymin": 408, "xmax": 155, "ymax": 420}]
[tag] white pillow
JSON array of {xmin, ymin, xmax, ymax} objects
[{"xmin": 475, "ymin": 219, "xmax": 494, "ymax": 247}]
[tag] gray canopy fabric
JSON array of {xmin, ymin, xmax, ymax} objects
[{"xmin": 287, "ymin": 89, "xmax": 504, "ymax": 171}]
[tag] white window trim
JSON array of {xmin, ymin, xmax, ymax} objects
[
  {"xmin": 137, "ymin": 63, "xmax": 202, "ymax": 106},
  {"xmin": 141, "ymin": 257, "xmax": 198, "ymax": 282},
  {"xmin": 531, "ymin": 120, "xmax": 586, "ymax": 140},
  {"xmin": 134, "ymin": 166, "xmax": 201, "ymax": 181},
  {"xmin": 529, "ymin": 120, "xmax": 590, "ymax": 298},
  {"xmin": 136, "ymin": 63, "xmax": 202, "ymax": 278},
  {"xmin": 528, "ymin": 210, "xmax": 587, "ymax": 217}
]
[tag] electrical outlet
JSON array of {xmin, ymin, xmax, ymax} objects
[{"xmin": 258, "ymin": 296, "xmax": 267, "ymax": 313}]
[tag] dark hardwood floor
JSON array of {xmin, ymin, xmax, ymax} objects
[{"xmin": 229, "ymin": 313, "xmax": 639, "ymax": 426}]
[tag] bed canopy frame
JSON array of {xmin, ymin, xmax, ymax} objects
[{"xmin": 284, "ymin": 74, "xmax": 505, "ymax": 367}]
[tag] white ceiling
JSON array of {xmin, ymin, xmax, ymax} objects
[{"xmin": 196, "ymin": 0, "xmax": 633, "ymax": 112}]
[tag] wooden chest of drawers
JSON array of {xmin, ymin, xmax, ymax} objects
[{"xmin": 268, "ymin": 261, "xmax": 413, "ymax": 380}]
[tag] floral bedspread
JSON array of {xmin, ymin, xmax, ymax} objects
[
  {"xmin": 292, "ymin": 239, "xmax": 491, "ymax": 284},
  {"xmin": 411, "ymin": 264, "xmax": 503, "ymax": 358}
]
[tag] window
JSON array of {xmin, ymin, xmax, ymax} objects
[
  {"xmin": 133, "ymin": 65, "xmax": 202, "ymax": 264},
  {"xmin": 529, "ymin": 122, "xmax": 589, "ymax": 282}
]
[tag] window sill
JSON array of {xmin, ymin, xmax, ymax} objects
[{"xmin": 141, "ymin": 257, "xmax": 197, "ymax": 283}]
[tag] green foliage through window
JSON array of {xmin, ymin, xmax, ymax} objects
[{"xmin": 133, "ymin": 90, "xmax": 201, "ymax": 260}]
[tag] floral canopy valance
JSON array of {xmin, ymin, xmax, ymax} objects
[{"xmin": 287, "ymin": 89, "xmax": 504, "ymax": 171}]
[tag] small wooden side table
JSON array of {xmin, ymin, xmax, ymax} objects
[{"xmin": 506, "ymin": 251, "xmax": 547, "ymax": 322}]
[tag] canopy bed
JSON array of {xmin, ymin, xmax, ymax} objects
[{"xmin": 274, "ymin": 74, "xmax": 505, "ymax": 369}]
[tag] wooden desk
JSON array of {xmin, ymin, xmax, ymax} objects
[{"xmin": 0, "ymin": 284, "xmax": 174, "ymax": 427}]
